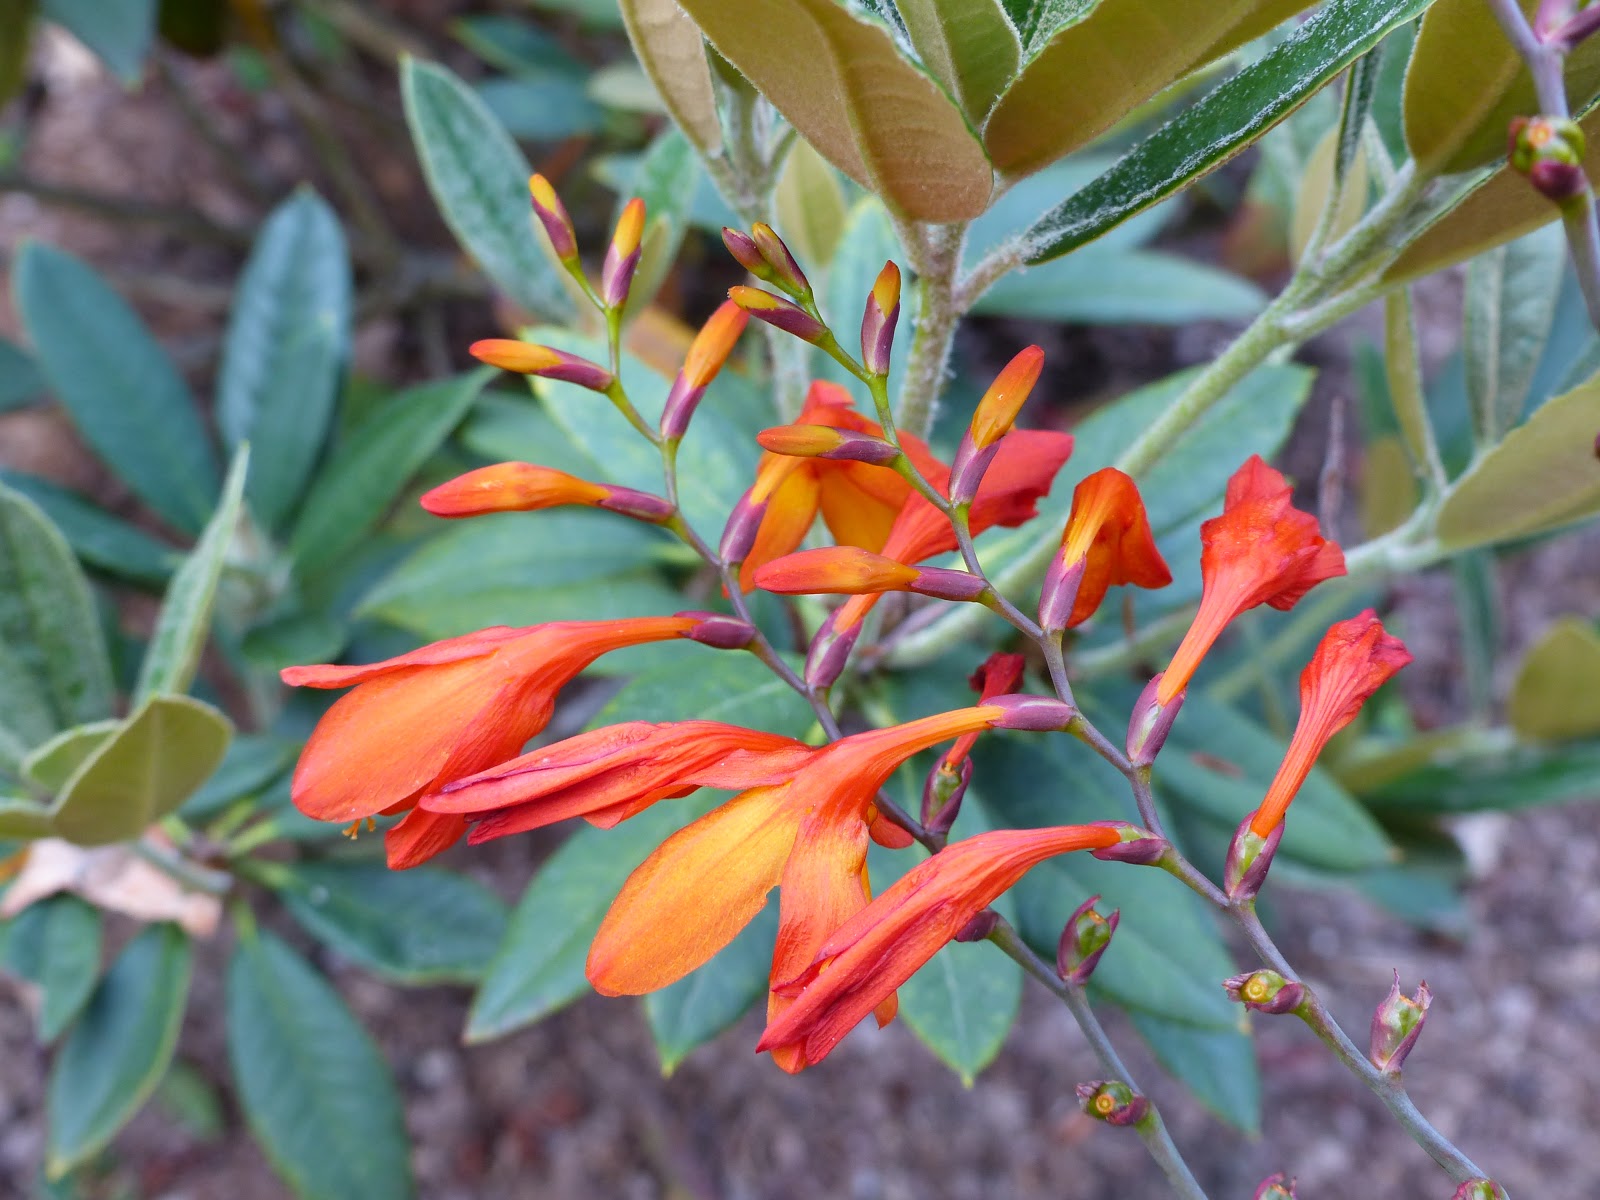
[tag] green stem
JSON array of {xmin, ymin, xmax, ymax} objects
[{"xmin": 896, "ymin": 223, "xmax": 967, "ymax": 437}]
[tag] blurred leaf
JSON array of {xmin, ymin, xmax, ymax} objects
[
  {"xmin": 227, "ymin": 930, "xmax": 415, "ymax": 1200},
  {"xmin": 587, "ymin": 62, "xmax": 660, "ymax": 112},
  {"xmin": 217, "ymin": 190, "xmax": 351, "ymax": 533},
  {"xmin": 595, "ymin": 651, "xmax": 815, "ymax": 735},
  {"xmin": 0, "ymin": 479, "xmax": 114, "ymax": 730},
  {"xmin": 156, "ymin": 0, "xmax": 228, "ymax": 57},
  {"xmin": 973, "ymin": 249, "xmax": 1266, "ymax": 325},
  {"xmin": 1451, "ymin": 551, "xmax": 1499, "ymax": 719},
  {"xmin": 1290, "ymin": 127, "xmax": 1368, "ymax": 264},
  {"xmin": 134, "ymin": 446, "xmax": 248, "ymax": 702},
  {"xmin": 1129, "ymin": 1011, "xmax": 1260, "ymax": 1134},
  {"xmin": 290, "ymin": 369, "xmax": 493, "ymax": 579},
  {"xmin": 0, "ymin": 336, "xmax": 44, "ymax": 411},
  {"xmin": 645, "ymin": 903, "xmax": 776, "ymax": 1074},
  {"xmin": 774, "ymin": 138, "xmax": 849, "ymax": 273},
  {"xmin": 0, "ymin": 639, "xmax": 56, "ymax": 773},
  {"xmin": 619, "ymin": 127, "xmax": 700, "ymax": 318},
  {"xmin": 0, "ymin": 1, "xmax": 35, "ymax": 108},
  {"xmin": 452, "ymin": 15, "xmax": 570, "ymax": 74},
  {"xmin": 179, "ymin": 733, "xmax": 294, "ymax": 823},
  {"xmin": 0, "ymin": 470, "xmax": 179, "ymax": 587},
  {"xmin": 620, "ymin": 0, "xmax": 721, "ymax": 154},
  {"xmin": 468, "ymin": 798, "xmax": 711, "ymax": 1042},
  {"xmin": 458, "ymin": 391, "xmax": 592, "ymax": 467},
  {"xmin": 401, "ymin": 58, "xmax": 575, "ymax": 321},
  {"xmin": 1403, "ymin": 0, "xmax": 1600, "ymax": 174},
  {"xmin": 274, "ymin": 863, "xmax": 509, "ymax": 986},
  {"xmin": 13, "ymin": 242, "xmax": 219, "ymax": 535},
  {"xmin": 39, "ymin": 0, "xmax": 155, "ymax": 84},
  {"xmin": 1364, "ymin": 729, "xmax": 1600, "ymax": 813},
  {"xmin": 1435, "ymin": 373, "xmax": 1600, "ymax": 549},
  {"xmin": 21, "ymin": 720, "xmax": 119, "ymax": 793},
  {"xmin": 1509, "ymin": 617, "xmax": 1600, "ymax": 741},
  {"xmin": 238, "ymin": 610, "xmax": 347, "ymax": 673},
  {"xmin": 475, "ymin": 76, "xmax": 605, "ymax": 141},
  {"xmin": 815, "ymin": 198, "xmax": 915, "ymax": 399},
  {"xmin": 527, "ymin": 0, "xmax": 625, "ymax": 29},
  {"xmin": 50, "ymin": 695, "xmax": 232, "ymax": 845},
  {"xmin": 1020, "ymin": 0, "xmax": 1433, "ymax": 262},
  {"xmin": 0, "ymin": 894, "xmax": 102, "ymax": 1043},
  {"xmin": 0, "ymin": 795, "xmax": 55, "ymax": 838},
  {"xmin": 1360, "ymin": 435, "xmax": 1420, "ymax": 536},
  {"xmin": 153, "ymin": 1060, "xmax": 225, "ymax": 1141},
  {"xmin": 986, "ymin": 0, "xmax": 1306, "ymax": 179},
  {"xmin": 1382, "ymin": 291, "xmax": 1446, "ymax": 487},
  {"xmin": 45, "ymin": 923, "xmax": 190, "ymax": 1179},
  {"xmin": 674, "ymin": 0, "xmax": 992, "ymax": 221},
  {"xmin": 896, "ymin": 0, "xmax": 1019, "ymax": 122},
  {"xmin": 1464, "ymin": 224, "xmax": 1567, "ymax": 449}
]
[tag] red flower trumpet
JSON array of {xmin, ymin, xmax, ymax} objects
[{"xmin": 1039, "ymin": 467, "xmax": 1171, "ymax": 631}]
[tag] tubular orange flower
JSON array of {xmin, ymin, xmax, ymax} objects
[
  {"xmin": 1249, "ymin": 610, "xmax": 1411, "ymax": 837},
  {"xmin": 754, "ymin": 546, "xmax": 987, "ymax": 604},
  {"xmin": 1039, "ymin": 467, "xmax": 1171, "ymax": 631},
  {"xmin": 419, "ymin": 463, "xmax": 674, "ymax": 523},
  {"xmin": 942, "ymin": 653, "xmax": 1026, "ymax": 774},
  {"xmin": 280, "ymin": 616, "xmax": 703, "ymax": 869},
  {"xmin": 757, "ymin": 823, "xmax": 1124, "ymax": 1070},
  {"xmin": 1157, "ymin": 456, "xmax": 1347, "ymax": 704},
  {"xmin": 660, "ymin": 300, "xmax": 751, "ymax": 439},
  {"xmin": 468, "ymin": 340, "xmax": 614, "ymax": 392},
  {"xmin": 970, "ymin": 345, "xmax": 1045, "ymax": 451}
]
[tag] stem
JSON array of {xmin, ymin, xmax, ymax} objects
[
  {"xmin": 896, "ymin": 223, "xmax": 967, "ymax": 437},
  {"xmin": 128, "ymin": 838, "xmax": 234, "ymax": 897}
]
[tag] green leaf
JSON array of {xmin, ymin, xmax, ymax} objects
[
  {"xmin": 401, "ymin": 58, "xmax": 574, "ymax": 321},
  {"xmin": 274, "ymin": 862, "xmax": 509, "ymax": 986},
  {"xmin": 594, "ymin": 650, "xmax": 816, "ymax": 735},
  {"xmin": 620, "ymin": 0, "xmax": 721, "ymax": 154},
  {"xmin": 645, "ymin": 903, "xmax": 776, "ymax": 1074},
  {"xmin": 13, "ymin": 242, "xmax": 219, "ymax": 535},
  {"xmin": 0, "ymin": 637, "xmax": 56, "ymax": 771},
  {"xmin": 39, "ymin": 0, "xmax": 155, "ymax": 83},
  {"xmin": 50, "ymin": 695, "xmax": 233, "ymax": 845},
  {"xmin": 467, "ymin": 798, "xmax": 712, "ymax": 1042},
  {"xmin": 21, "ymin": 720, "xmax": 120, "ymax": 793},
  {"xmin": 896, "ymin": 0, "xmax": 1020, "ymax": 122},
  {"xmin": 985, "ymin": 0, "xmax": 1308, "ymax": 180},
  {"xmin": 1403, "ymin": 0, "xmax": 1600, "ymax": 174},
  {"xmin": 135, "ymin": 445, "xmax": 249, "ymax": 702},
  {"xmin": 773, "ymin": 138, "xmax": 850, "ymax": 273},
  {"xmin": 0, "ymin": 336, "xmax": 45, "ymax": 412},
  {"xmin": 527, "ymin": 0, "xmax": 625, "ymax": 28},
  {"xmin": 1464, "ymin": 224, "xmax": 1567, "ymax": 449},
  {"xmin": 179, "ymin": 732, "xmax": 295, "ymax": 823},
  {"xmin": 618, "ymin": 127, "xmax": 700, "ymax": 319},
  {"xmin": 1363, "ymin": 729, "xmax": 1600, "ymax": 814},
  {"xmin": 1382, "ymin": 291, "xmax": 1447, "ymax": 486},
  {"xmin": 1129, "ymin": 1011, "xmax": 1260, "ymax": 1134},
  {"xmin": 0, "ymin": 470, "xmax": 179, "ymax": 587},
  {"xmin": 815, "ymin": 198, "xmax": 916, "ymax": 402},
  {"xmin": 0, "ymin": 1, "xmax": 36, "ymax": 109},
  {"xmin": 290, "ymin": 369, "xmax": 493, "ymax": 579},
  {"xmin": 1435, "ymin": 373, "xmax": 1600, "ymax": 549},
  {"xmin": 0, "ymin": 479, "xmax": 115, "ymax": 730},
  {"xmin": 227, "ymin": 930, "xmax": 415, "ymax": 1200},
  {"xmin": 973, "ymin": 249, "xmax": 1265, "ymax": 325},
  {"xmin": 458, "ymin": 391, "xmax": 592, "ymax": 466},
  {"xmin": 1451, "ymin": 551, "xmax": 1499, "ymax": 719},
  {"xmin": 217, "ymin": 189, "xmax": 351, "ymax": 533},
  {"xmin": 0, "ymin": 894, "xmax": 102, "ymax": 1042},
  {"xmin": 1020, "ymin": 0, "xmax": 1434, "ymax": 262},
  {"xmin": 475, "ymin": 76, "xmax": 604, "ymax": 141},
  {"xmin": 1289, "ymin": 126, "xmax": 1369, "ymax": 265},
  {"xmin": 45, "ymin": 924, "xmax": 191, "ymax": 1178},
  {"xmin": 1160, "ymin": 693, "xmax": 1395, "ymax": 873},
  {"xmin": 0, "ymin": 794, "xmax": 56, "ymax": 838},
  {"xmin": 1508, "ymin": 617, "xmax": 1600, "ymax": 741},
  {"xmin": 674, "ymin": 0, "xmax": 992, "ymax": 221}
]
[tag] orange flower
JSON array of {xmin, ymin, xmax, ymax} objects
[
  {"xmin": 942, "ymin": 653, "xmax": 1026, "ymax": 774},
  {"xmin": 1249, "ymin": 611, "xmax": 1411, "ymax": 837},
  {"xmin": 601, "ymin": 197, "xmax": 646, "ymax": 308},
  {"xmin": 577, "ymin": 700, "xmax": 1072, "ymax": 1072},
  {"xmin": 281, "ymin": 616, "xmax": 703, "ymax": 869},
  {"xmin": 1039, "ymin": 467, "xmax": 1171, "ymax": 630},
  {"xmin": 660, "ymin": 300, "xmax": 751, "ymax": 440},
  {"xmin": 757, "ymin": 824, "xmax": 1123, "ymax": 1070},
  {"xmin": 1157, "ymin": 456, "xmax": 1346, "ymax": 704},
  {"xmin": 753, "ymin": 546, "xmax": 987, "ymax": 604},
  {"xmin": 419, "ymin": 463, "xmax": 675, "ymax": 523}
]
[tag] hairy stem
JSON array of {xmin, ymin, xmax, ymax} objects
[{"xmin": 896, "ymin": 223, "xmax": 967, "ymax": 437}]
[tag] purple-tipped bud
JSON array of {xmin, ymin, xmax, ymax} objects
[
  {"xmin": 1037, "ymin": 553, "xmax": 1085, "ymax": 635},
  {"xmin": 921, "ymin": 758, "xmax": 971, "ymax": 835},
  {"xmin": 1087, "ymin": 821, "xmax": 1167, "ymax": 865},
  {"xmin": 1076, "ymin": 1081, "xmax": 1148, "ymax": 1127},
  {"xmin": 529, "ymin": 175, "xmax": 579, "ymax": 265},
  {"xmin": 756, "ymin": 424, "xmax": 901, "ymax": 465},
  {"xmin": 1126, "ymin": 674, "xmax": 1185, "ymax": 768},
  {"xmin": 1252, "ymin": 1173, "xmax": 1298, "ymax": 1199},
  {"xmin": 678, "ymin": 611, "xmax": 758, "ymax": 650},
  {"xmin": 719, "ymin": 488, "xmax": 767, "ymax": 565},
  {"xmin": 660, "ymin": 375, "xmax": 707, "ymax": 443},
  {"xmin": 751, "ymin": 223, "xmax": 810, "ymax": 295},
  {"xmin": 1224, "ymin": 813, "xmax": 1284, "ymax": 900},
  {"xmin": 1224, "ymin": 969, "xmax": 1305, "ymax": 1016},
  {"xmin": 954, "ymin": 908, "xmax": 1000, "ymax": 943},
  {"xmin": 1548, "ymin": 2, "xmax": 1600, "ymax": 50},
  {"xmin": 860, "ymin": 261, "xmax": 901, "ymax": 377},
  {"xmin": 469, "ymin": 341, "xmax": 615, "ymax": 392},
  {"xmin": 722, "ymin": 228, "xmax": 769, "ymax": 278},
  {"xmin": 601, "ymin": 197, "xmax": 646, "ymax": 309},
  {"xmin": 804, "ymin": 613, "xmax": 861, "ymax": 690},
  {"xmin": 988, "ymin": 694, "xmax": 1077, "ymax": 732},
  {"xmin": 596, "ymin": 486, "xmax": 676, "ymax": 524},
  {"xmin": 907, "ymin": 566, "xmax": 990, "ymax": 604},
  {"xmin": 1370, "ymin": 969, "xmax": 1432, "ymax": 1073},
  {"xmin": 1057, "ymin": 895, "xmax": 1118, "ymax": 987},
  {"xmin": 947, "ymin": 432, "xmax": 1003, "ymax": 508},
  {"xmin": 1509, "ymin": 115, "xmax": 1590, "ymax": 207},
  {"xmin": 728, "ymin": 286, "xmax": 828, "ymax": 343},
  {"xmin": 1451, "ymin": 1181, "xmax": 1508, "ymax": 1200}
]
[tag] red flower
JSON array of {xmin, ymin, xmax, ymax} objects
[
  {"xmin": 757, "ymin": 824, "xmax": 1122, "ymax": 1070},
  {"xmin": 1039, "ymin": 467, "xmax": 1171, "ymax": 630},
  {"xmin": 1158, "ymin": 456, "xmax": 1346, "ymax": 704},
  {"xmin": 1250, "ymin": 611, "xmax": 1411, "ymax": 837},
  {"xmin": 281, "ymin": 617, "xmax": 704, "ymax": 868}
]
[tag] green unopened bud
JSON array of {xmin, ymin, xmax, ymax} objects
[
  {"xmin": 1451, "ymin": 1181, "xmax": 1508, "ymax": 1200},
  {"xmin": 1370, "ymin": 969, "xmax": 1432, "ymax": 1073},
  {"xmin": 1509, "ymin": 116, "xmax": 1589, "ymax": 208},
  {"xmin": 1075, "ymin": 1080, "xmax": 1148, "ymax": 1127},
  {"xmin": 1056, "ymin": 895, "xmax": 1118, "ymax": 987},
  {"xmin": 1224, "ymin": 969, "xmax": 1305, "ymax": 1016}
]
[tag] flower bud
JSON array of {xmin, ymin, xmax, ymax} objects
[
  {"xmin": 1088, "ymin": 821, "xmax": 1167, "ymax": 865},
  {"xmin": 755, "ymin": 424, "xmax": 901, "ymax": 465},
  {"xmin": 420, "ymin": 463, "xmax": 673, "ymax": 524},
  {"xmin": 1224, "ymin": 969, "xmax": 1305, "ymax": 1016},
  {"xmin": 860, "ymin": 261, "xmax": 901, "ymax": 377},
  {"xmin": 1037, "ymin": 553, "xmax": 1085, "ymax": 635},
  {"xmin": 729, "ymin": 286, "xmax": 828, "ymax": 343},
  {"xmin": 987, "ymin": 694, "xmax": 1077, "ymax": 732},
  {"xmin": 1451, "ymin": 1181, "xmax": 1508, "ymax": 1200},
  {"xmin": 1370, "ymin": 969, "xmax": 1432, "ymax": 1073},
  {"xmin": 1126, "ymin": 674, "xmax": 1185, "ymax": 768},
  {"xmin": 660, "ymin": 301, "xmax": 749, "ymax": 440},
  {"xmin": 1056, "ymin": 895, "xmax": 1118, "ymax": 987},
  {"xmin": 721, "ymin": 227, "xmax": 768, "ymax": 278},
  {"xmin": 1224, "ymin": 813, "xmax": 1284, "ymax": 900},
  {"xmin": 954, "ymin": 908, "xmax": 1000, "ymax": 943},
  {"xmin": 1544, "ymin": 0, "xmax": 1600, "ymax": 51},
  {"xmin": 529, "ymin": 174, "xmax": 579, "ymax": 265},
  {"xmin": 804, "ymin": 611, "xmax": 861, "ymax": 690},
  {"xmin": 719, "ymin": 486, "xmax": 767, "ymax": 566},
  {"xmin": 722, "ymin": 222, "xmax": 811, "ymax": 298},
  {"xmin": 1252, "ymin": 1172, "xmax": 1298, "ymax": 1199},
  {"xmin": 971, "ymin": 346, "xmax": 1045, "ymax": 450},
  {"xmin": 677, "ymin": 611, "xmax": 758, "ymax": 650},
  {"xmin": 469, "ymin": 340, "xmax": 615, "ymax": 392},
  {"xmin": 921, "ymin": 757, "xmax": 971, "ymax": 836},
  {"xmin": 601, "ymin": 197, "xmax": 646, "ymax": 309},
  {"xmin": 1509, "ymin": 115, "xmax": 1589, "ymax": 207},
  {"xmin": 1075, "ymin": 1080, "xmax": 1148, "ymax": 1127}
]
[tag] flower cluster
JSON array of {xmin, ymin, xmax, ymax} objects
[{"xmin": 280, "ymin": 187, "xmax": 1413, "ymax": 1073}]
